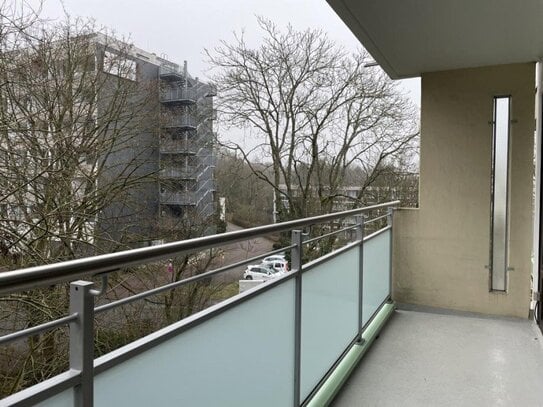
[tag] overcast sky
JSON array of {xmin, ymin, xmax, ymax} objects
[{"xmin": 37, "ymin": 0, "xmax": 421, "ymax": 106}]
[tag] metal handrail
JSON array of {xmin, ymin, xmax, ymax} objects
[
  {"xmin": 163, "ymin": 115, "xmax": 197, "ymax": 128},
  {"xmin": 0, "ymin": 201, "xmax": 399, "ymax": 296},
  {"xmin": 160, "ymin": 88, "xmax": 197, "ymax": 102},
  {"xmin": 0, "ymin": 313, "xmax": 78, "ymax": 345},
  {"xmin": 0, "ymin": 241, "xmax": 296, "ymax": 346},
  {"xmin": 94, "ymin": 244, "xmax": 296, "ymax": 315},
  {"xmin": 364, "ymin": 213, "xmax": 389, "ymax": 224},
  {"xmin": 0, "ymin": 202, "xmax": 397, "ymax": 406},
  {"xmin": 302, "ymin": 224, "xmax": 359, "ymax": 246},
  {"xmin": 159, "ymin": 64, "xmax": 183, "ymax": 77}
]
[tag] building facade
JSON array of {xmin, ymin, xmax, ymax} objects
[
  {"xmin": 98, "ymin": 42, "xmax": 218, "ymax": 246},
  {"xmin": 0, "ymin": 35, "xmax": 217, "ymax": 263},
  {"xmin": 157, "ymin": 60, "xmax": 217, "ymax": 236}
]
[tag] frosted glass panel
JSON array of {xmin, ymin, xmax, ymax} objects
[
  {"xmin": 362, "ymin": 230, "xmax": 391, "ymax": 326},
  {"xmin": 300, "ymin": 245, "xmax": 359, "ymax": 401},
  {"xmin": 94, "ymin": 280, "xmax": 295, "ymax": 407},
  {"xmin": 35, "ymin": 389, "xmax": 72, "ymax": 407}
]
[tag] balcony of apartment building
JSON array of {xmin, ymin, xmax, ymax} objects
[
  {"xmin": 161, "ymin": 114, "xmax": 197, "ymax": 131},
  {"xmin": 160, "ymin": 119, "xmax": 212, "ymax": 157},
  {"xmin": 159, "ymin": 138, "xmax": 198, "ymax": 155},
  {"xmin": 6, "ymin": 187, "xmax": 541, "ymax": 407},
  {"xmin": 158, "ymin": 63, "xmax": 185, "ymax": 82},
  {"xmin": 3, "ymin": 2, "xmax": 543, "ymax": 407},
  {"xmin": 159, "ymin": 131, "xmax": 206, "ymax": 155},
  {"xmin": 0, "ymin": 199, "xmax": 396, "ymax": 406},
  {"xmin": 159, "ymin": 166, "xmax": 197, "ymax": 179},
  {"xmin": 160, "ymin": 87, "xmax": 197, "ymax": 105},
  {"xmin": 159, "ymin": 190, "xmax": 196, "ymax": 206}
]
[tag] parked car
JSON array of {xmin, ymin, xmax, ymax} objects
[
  {"xmin": 261, "ymin": 259, "xmax": 289, "ymax": 274},
  {"xmin": 243, "ymin": 265, "xmax": 279, "ymax": 280}
]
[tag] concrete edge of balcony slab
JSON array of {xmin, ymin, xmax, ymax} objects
[{"xmin": 306, "ymin": 302, "xmax": 395, "ymax": 407}]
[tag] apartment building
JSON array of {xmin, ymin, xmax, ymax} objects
[
  {"xmin": 96, "ymin": 42, "xmax": 218, "ymax": 247},
  {"xmin": 0, "ymin": 35, "xmax": 217, "ymax": 261}
]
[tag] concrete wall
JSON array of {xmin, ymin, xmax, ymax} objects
[{"xmin": 393, "ymin": 63, "xmax": 535, "ymax": 318}]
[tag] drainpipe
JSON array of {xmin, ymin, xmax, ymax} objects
[{"xmin": 533, "ymin": 61, "xmax": 543, "ymax": 319}]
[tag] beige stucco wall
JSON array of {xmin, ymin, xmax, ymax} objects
[{"xmin": 393, "ymin": 63, "xmax": 535, "ymax": 318}]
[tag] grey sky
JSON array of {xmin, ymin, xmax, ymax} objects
[{"xmin": 38, "ymin": 0, "xmax": 421, "ymax": 106}]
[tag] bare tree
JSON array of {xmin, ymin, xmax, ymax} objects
[
  {"xmin": 0, "ymin": 15, "xmax": 158, "ymax": 270},
  {"xmin": 0, "ymin": 5, "xmax": 160, "ymax": 395},
  {"xmin": 215, "ymin": 148, "xmax": 274, "ymax": 227},
  {"xmin": 91, "ymin": 211, "xmax": 231, "ymax": 359},
  {"xmin": 207, "ymin": 17, "xmax": 418, "ymax": 222}
]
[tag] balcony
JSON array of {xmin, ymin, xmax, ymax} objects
[
  {"xmin": 159, "ymin": 167, "xmax": 196, "ymax": 179},
  {"xmin": 159, "ymin": 190, "xmax": 195, "ymax": 205},
  {"xmin": 160, "ymin": 88, "xmax": 197, "ymax": 105},
  {"xmin": 1, "ymin": 200, "xmax": 542, "ymax": 406},
  {"xmin": 158, "ymin": 64, "xmax": 184, "ymax": 81},
  {"xmin": 159, "ymin": 138, "xmax": 201, "ymax": 155},
  {"xmin": 161, "ymin": 115, "xmax": 197, "ymax": 130},
  {"xmin": 0, "ymin": 202, "xmax": 399, "ymax": 406},
  {"xmin": 4, "ymin": 2, "xmax": 543, "ymax": 406}
]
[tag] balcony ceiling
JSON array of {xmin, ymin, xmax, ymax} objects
[{"xmin": 326, "ymin": 0, "xmax": 543, "ymax": 79}]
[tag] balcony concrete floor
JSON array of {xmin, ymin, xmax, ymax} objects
[{"xmin": 332, "ymin": 307, "xmax": 543, "ymax": 407}]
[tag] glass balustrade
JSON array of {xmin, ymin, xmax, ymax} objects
[{"xmin": 0, "ymin": 202, "xmax": 396, "ymax": 407}]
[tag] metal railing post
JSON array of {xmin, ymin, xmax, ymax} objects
[
  {"xmin": 291, "ymin": 230, "xmax": 303, "ymax": 407},
  {"xmin": 355, "ymin": 215, "xmax": 365, "ymax": 342},
  {"xmin": 387, "ymin": 207, "xmax": 394, "ymax": 300},
  {"xmin": 70, "ymin": 281, "xmax": 95, "ymax": 407}
]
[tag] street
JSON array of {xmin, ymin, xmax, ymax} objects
[{"xmin": 212, "ymin": 222, "xmax": 276, "ymax": 283}]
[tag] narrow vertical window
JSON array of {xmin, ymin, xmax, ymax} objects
[{"xmin": 490, "ymin": 96, "xmax": 511, "ymax": 291}]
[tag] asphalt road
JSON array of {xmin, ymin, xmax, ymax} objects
[{"xmin": 212, "ymin": 222, "xmax": 275, "ymax": 283}]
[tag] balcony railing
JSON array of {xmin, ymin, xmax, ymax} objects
[
  {"xmin": 159, "ymin": 191, "xmax": 196, "ymax": 205},
  {"xmin": 0, "ymin": 201, "xmax": 397, "ymax": 406},
  {"xmin": 162, "ymin": 115, "xmax": 197, "ymax": 130},
  {"xmin": 160, "ymin": 136, "xmax": 210, "ymax": 155},
  {"xmin": 159, "ymin": 139, "xmax": 198, "ymax": 154},
  {"xmin": 160, "ymin": 88, "xmax": 197, "ymax": 104},
  {"xmin": 159, "ymin": 64, "xmax": 184, "ymax": 81},
  {"xmin": 159, "ymin": 167, "xmax": 197, "ymax": 179}
]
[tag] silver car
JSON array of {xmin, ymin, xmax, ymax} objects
[{"xmin": 243, "ymin": 265, "xmax": 280, "ymax": 280}]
